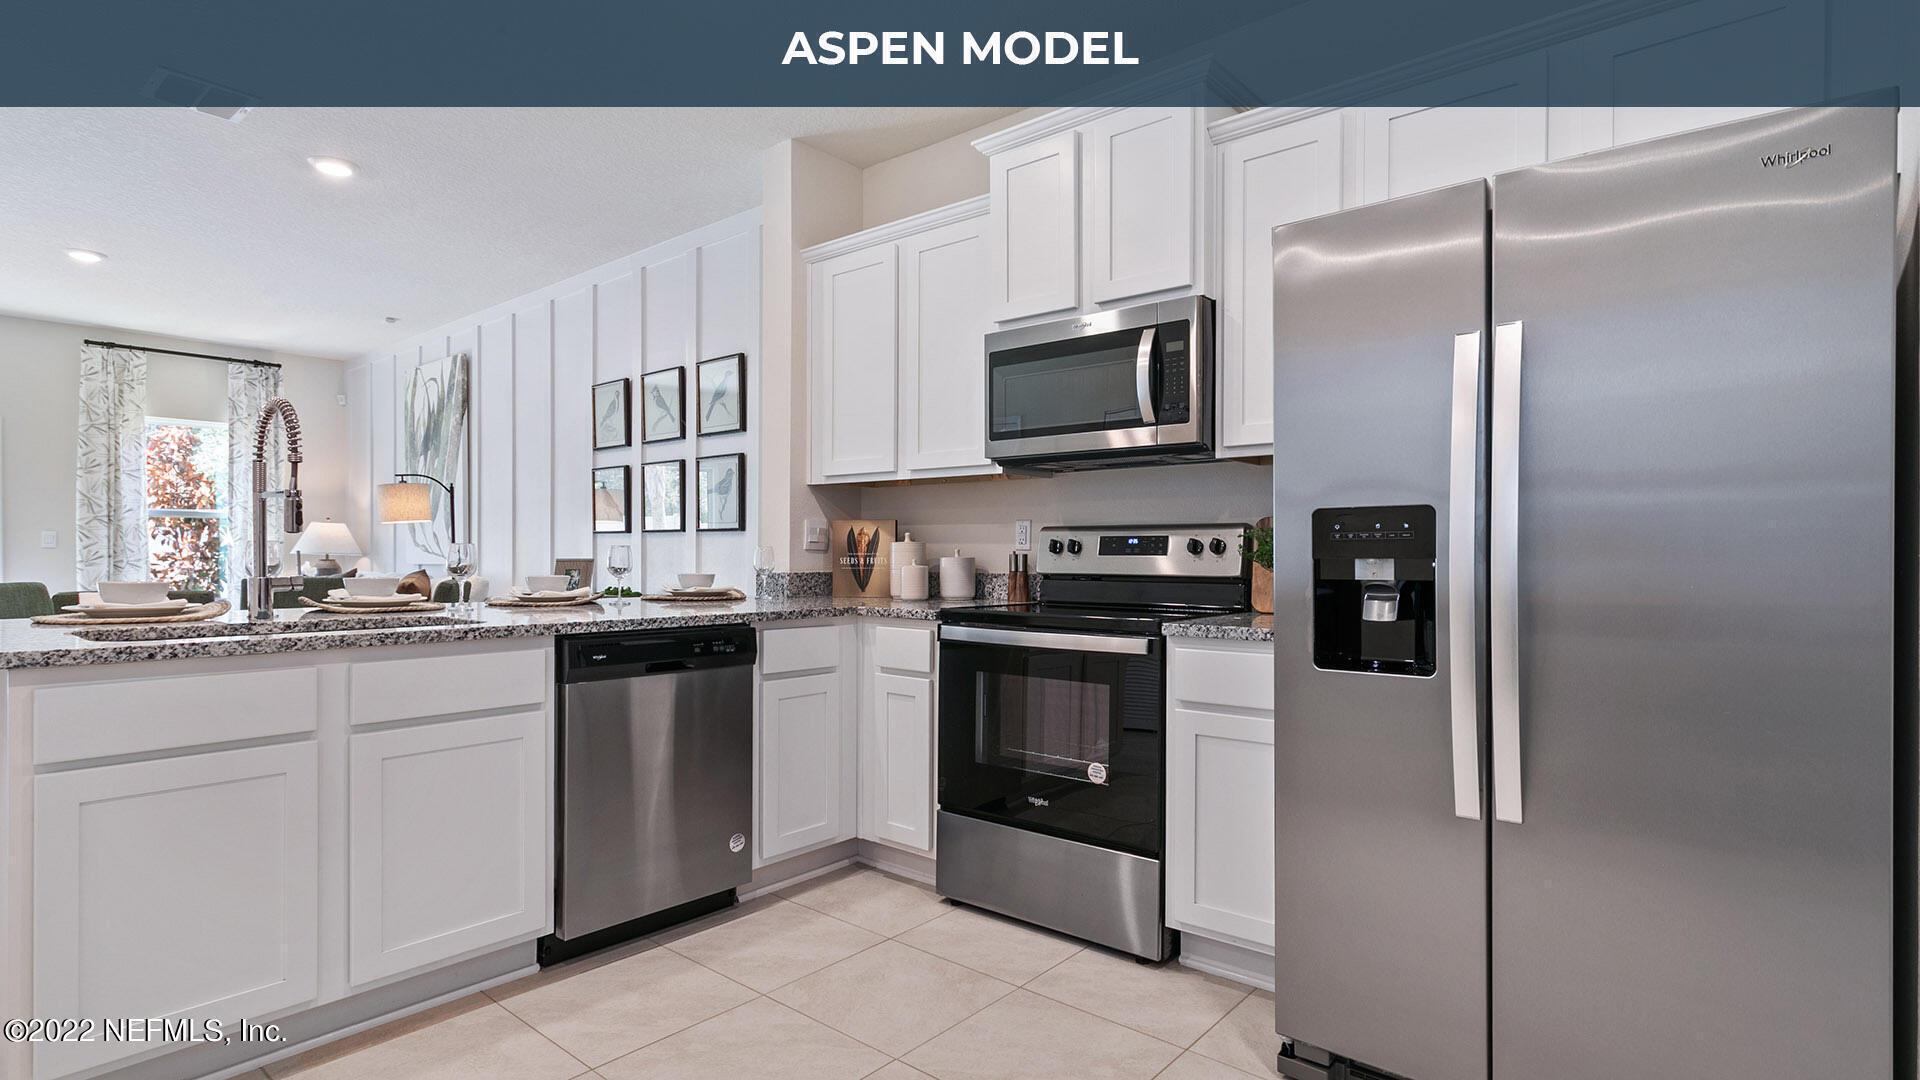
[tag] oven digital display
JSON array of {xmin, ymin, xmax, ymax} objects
[{"xmin": 1098, "ymin": 535, "xmax": 1169, "ymax": 556}]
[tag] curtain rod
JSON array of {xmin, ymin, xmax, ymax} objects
[{"xmin": 83, "ymin": 339, "xmax": 281, "ymax": 370}]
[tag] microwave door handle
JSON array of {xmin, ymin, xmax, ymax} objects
[{"xmin": 1135, "ymin": 327, "xmax": 1157, "ymax": 424}]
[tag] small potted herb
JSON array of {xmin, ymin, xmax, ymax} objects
[{"xmin": 1243, "ymin": 518, "xmax": 1274, "ymax": 614}]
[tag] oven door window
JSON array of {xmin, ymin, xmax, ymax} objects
[
  {"xmin": 938, "ymin": 638, "xmax": 1163, "ymax": 857},
  {"xmin": 989, "ymin": 326, "xmax": 1154, "ymax": 440}
]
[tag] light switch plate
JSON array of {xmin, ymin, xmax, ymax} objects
[
  {"xmin": 1013, "ymin": 520, "xmax": 1032, "ymax": 551},
  {"xmin": 40, "ymin": 530, "xmax": 56, "ymax": 549},
  {"xmin": 802, "ymin": 519, "xmax": 829, "ymax": 552}
]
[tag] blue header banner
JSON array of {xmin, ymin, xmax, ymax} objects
[{"xmin": 0, "ymin": 0, "xmax": 1911, "ymax": 107}]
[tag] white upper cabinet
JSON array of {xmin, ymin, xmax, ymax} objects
[
  {"xmin": 1085, "ymin": 108, "xmax": 1198, "ymax": 304},
  {"xmin": 1213, "ymin": 110, "xmax": 1345, "ymax": 458},
  {"xmin": 987, "ymin": 130, "xmax": 1081, "ymax": 321},
  {"xmin": 809, "ymin": 244, "xmax": 900, "ymax": 482},
  {"xmin": 1357, "ymin": 55, "xmax": 1550, "ymax": 203},
  {"xmin": 806, "ymin": 198, "xmax": 996, "ymax": 484},
  {"xmin": 33, "ymin": 742, "xmax": 320, "ymax": 1079},
  {"xmin": 899, "ymin": 215, "xmax": 992, "ymax": 474}
]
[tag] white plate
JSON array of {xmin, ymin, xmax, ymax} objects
[
  {"xmin": 507, "ymin": 593, "xmax": 592, "ymax": 604},
  {"xmin": 64, "ymin": 600, "xmax": 192, "ymax": 618},
  {"xmin": 664, "ymin": 584, "xmax": 735, "ymax": 596},
  {"xmin": 322, "ymin": 594, "xmax": 419, "ymax": 607}
]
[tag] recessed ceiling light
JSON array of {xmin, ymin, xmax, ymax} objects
[
  {"xmin": 307, "ymin": 156, "xmax": 357, "ymax": 179},
  {"xmin": 66, "ymin": 249, "xmax": 106, "ymax": 265},
  {"xmin": 384, "ymin": 316, "xmax": 399, "ymax": 324}
]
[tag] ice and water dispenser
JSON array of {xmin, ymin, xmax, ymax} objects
[{"xmin": 1311, "ymin": 505, "xmax": 1436, "ymax": 676}]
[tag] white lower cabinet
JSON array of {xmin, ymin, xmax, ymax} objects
[
  {"xmin": 32, "ymin": 742, "xmax": 320, "ymax": 1079},
  {"xmin": 858, "ymin": 623, "xmax": 936, "ymax": 853},
  {"xmin": 758, "ymin": 626, "xmax": 857, "ymax": 862},
  {"xmin": 1166, "ymin": 639, "xmax": 1276, "ymax": 952},
  {"xmin": 347, "ymin": 709, "xmax": 550, "ymax": 985}
]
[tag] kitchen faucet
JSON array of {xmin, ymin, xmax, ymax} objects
[{"xmin": 246, "ymin": 397, "xmax": 306, "ymax": 619}]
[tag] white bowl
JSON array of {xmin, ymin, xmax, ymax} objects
[
  {"xmin": 344, "ymin": 577, "xmax": 403, "ymax": 597},
  {"xmin": 97, "ymin": 581, "xmax": 172, "ymax": 604},
  {"xmin": 676, "ymin": 573, "xmax": 716, "ymax": 589},
  {"xmin": 526, "ymin": 575, "xmax": 571, "ymax": 593}
]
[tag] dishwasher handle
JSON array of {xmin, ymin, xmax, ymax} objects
[{"xmin": 559, "ymin": 625, "xmax": 756, "ymax": 683}]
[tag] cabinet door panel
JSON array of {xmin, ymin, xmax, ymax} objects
[
  {"xmin": 1360, "ymin": 56, "xmax": 1549, "ymax": 202},
  {"xmin": 811, "ymin": 245, "xmax": 899, "ymax": 480},
  {"xmin": 760, "ymin": 672, "xmax": 852, "ymax": 860},
  {"xmin": 348, "ymin": 710, "xmax": 548, "ymax": 985},
  {"xmin": 863, "ymin": 672, "xmax": 934, "ymax": 852},
  {"xmin": 1166, "ymin": 706, "xmax": 1275, "ymax": 949},
  {"xmin": 1217, "ymin": 112, "xmax": 1344, "ymax": 457},
  {"xmin": 900, "ymin": 218, "xmax": 995, "ymax": 474},
  {"xmin": 1087, "ymin": 108, "xmax": 1197, "ymax": 304},
  {"xmin": 990, "ymin": 132, "xmax": 1079, "ymax": 321},
  {"xmin": 33, "ymin": 742, "xmax": 319, "ymax": 1079}
]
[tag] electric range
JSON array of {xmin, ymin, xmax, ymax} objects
[{"xmin": 934, "ymin": 522, "xmax": 1250, "ymax": 961}]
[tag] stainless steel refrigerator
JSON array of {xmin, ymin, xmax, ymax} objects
[{"xmin": 1270, "ymin": 106, "xmax": 1909, "ymax": 1080}]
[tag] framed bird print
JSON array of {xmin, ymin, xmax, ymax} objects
[
  {"xmin": 697, "ymin": 353, "xmax": 746, "ymax": 435},
  {"xmin": 592, "ymin": 378, "xmax": 631, "ymax": 449},
  {"xmin": 640, "ymin": 460, "xmax": 685, "ymax": 532},
  {"xmin": 696, "ymin": 453, "xmax": 745, "ymax": 531},
  {"xmin": 640, "ymin": 367, "xmax": 685, "ymax": 443},
  {"xmin": 831, "ymin": 518, "xmax": 896, "ymax": 598}
]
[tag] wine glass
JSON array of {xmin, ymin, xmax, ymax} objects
[
  {"xmin": 445, "ymin": 541, "xmax": 476, "ymax": 616},
  {"xmin": 754, "ymin": 545, "xmax": 775, "ymax": 595},
  {"xmin": 264, "ymin": 540, "xmax": 284, "ymax": 577},
  {"xmin": 608, "ymin": 544, "xmax": 633, "ymax": 606}
]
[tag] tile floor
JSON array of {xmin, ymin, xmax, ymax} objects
[{"xmin": 261, "ymin": 867, "xmax": 1285, "ymax": 1080}]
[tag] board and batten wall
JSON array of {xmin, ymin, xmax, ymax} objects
[{"xmin": 346, "ymin": 208, "xmax": 761, "ymax": 593}]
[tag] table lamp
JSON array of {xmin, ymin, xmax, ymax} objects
[{"xmin": 289, "ymin": 520, "xmax": 362, "ymax": 576}]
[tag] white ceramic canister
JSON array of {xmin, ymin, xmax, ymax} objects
[
  {"xmin": 889, "ymin": 532, "xmax": 925, "ymax": 598},
  {"xmin": 938, "ymin": 550, "xmax": 976, "ymax": 598},
  {"xmin": 900, "ymin": 560, "xmax": 930, "ymax": 601}
]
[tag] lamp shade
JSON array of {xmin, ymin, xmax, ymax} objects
[
  {"xmin": 290, "ymin": 520, "xmax": 362, "ymax": 556},
  {"xmin": 377, "ymin": 482, "xmax": 434, "ymax": 524}
]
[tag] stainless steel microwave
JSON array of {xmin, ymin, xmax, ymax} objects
[{"xmin": 984, "ymin": 296, "xmax": 1214, "ymax": 472}]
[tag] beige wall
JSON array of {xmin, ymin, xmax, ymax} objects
[
  {"xmin": 0, "ymin": 312, "xmax": 347, "ymax": 589},
  {"xmin": 859, "ymin": 108, "xmax": 1049, "ymax": 228}
]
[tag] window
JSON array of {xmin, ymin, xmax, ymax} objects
[{"xmin": 144, "ymin": 418, "xmax": 229, "ymax": 593}]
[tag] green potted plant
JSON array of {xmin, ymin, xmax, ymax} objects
[{"xmin": 1243, "ymin": 518, "xmax": 1274, "ymax": 614}]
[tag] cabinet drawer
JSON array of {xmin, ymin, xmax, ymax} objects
[
  {"xmin": 760, "ymin": 625, "xmax": 841, "ymax": 676},
  {"xmin": 350, "ymin": 646, "xmax": 547, "ymax": 726},
  {"xmin": 869, "ymin": 623, "xmax": 933, "ymax": 675},
  {"xmin": 33, "ymin": 666, "xmax": 319, "ymax": 765},
  {"xmin": 1170, "ymin": 644, "xmax": 1274, "ymax": 712}
]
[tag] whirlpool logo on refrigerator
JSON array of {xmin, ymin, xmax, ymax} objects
[{"xmin": 1761, "ymin": 143, "xmax": 1833, "ymax": 169}]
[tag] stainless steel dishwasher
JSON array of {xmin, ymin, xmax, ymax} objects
[{"xmin": 540, "ymin": 624, "xmax": 755, "ymax": 965}]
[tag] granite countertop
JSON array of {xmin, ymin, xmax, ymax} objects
[
  {"xmin": 0, "ymin": 596, "xmax": 982, "ymax": 670},
  {"xmin": 1164, "ymin": 611, "xmax": 1275, "ymax": 643}
]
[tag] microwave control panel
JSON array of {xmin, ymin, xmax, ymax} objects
[{"xmin": 1158, "ymin": 325, "xmax": 1191, "ymax": 422}]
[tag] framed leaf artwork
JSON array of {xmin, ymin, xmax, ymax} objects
[
  {"xmin": 640, "ymin": 367, "xmax": 685, "ymax": 443},
  {"xmin": 592, "ymin": 378, "xmax": 631, "ymax": 450},
  {"xmin": 696, "ymin": 453, "xmax": 745, "ymax": 531},
  {"xmin": 696, "ymin": 353, "xmax": 746, "ymax": 435}
]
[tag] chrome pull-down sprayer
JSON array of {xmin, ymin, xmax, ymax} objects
[{"xmin": 246, "ymin": 397, "xmax": 306, "ymax": 619}]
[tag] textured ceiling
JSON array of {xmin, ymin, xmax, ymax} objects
[{"xmin": 0, "ymin": 107, "xmax": 1017, "ymax": 358}]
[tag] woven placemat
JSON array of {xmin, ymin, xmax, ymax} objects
[
  {"xmin": 640, "ymin": 588, "xmax": 748, "ymax": 602},
  {"xmin": 33, "ymin": 600, "xmax": 233, "ymax": 625},
  {"xmin": 486, "ymin": 595, "xmax": 600, "ymax": 608},
  {"xmin": 300, "ymin": 598, "xmax": 446, "ymax": 614}
]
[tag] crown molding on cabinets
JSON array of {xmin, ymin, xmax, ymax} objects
[
  {"xmin": 1207, "ymin": 106, "xmax": 1345, "ymax": 144},
  {"xmin": 800, "ymin": 196, "xmax": 989, "ymax": 263},
  {"xmin": 973, "ymin": 108, "xmax": 1124, "ymax": 157},
  {"xmin": 975, "ymin": 59, "xmax": 1261, "ymax": 159}
]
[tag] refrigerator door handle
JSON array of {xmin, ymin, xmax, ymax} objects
[
  {"xmin": 1448, "ymin": 330, "xmax": 1483, "ymax": 821},
  {"xmin": 1490, "ymin": 320, "xmax": 1524, "ymax": 824}
]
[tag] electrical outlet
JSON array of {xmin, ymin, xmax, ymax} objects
[
  {"xmin": 40, "ymin": 530, "xmax": 57, "ymax": 549},
  {"xmin": 1013, "ymin": 520, "xmax": 1032, "ymax": 551}
]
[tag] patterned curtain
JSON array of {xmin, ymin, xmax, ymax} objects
[
  {"xmin": 226, "ymin": 363, "xmax": 284, "ymax": 586},
  {"xmin": 74, "ymin": 344, "xmax": 149, "ymax": 589}
]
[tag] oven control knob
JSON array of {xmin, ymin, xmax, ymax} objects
[
  {"xmin": 1066, "ymin": 539, "xmax": 1083, "ymax": 555},
  {"xmin": 1186, "ymin": 538, "xmax": 1205, "ymax": 557},
  {"xmin": 1209, "ymin": 537, "xmax": 1228, "ymax": 556},
  {"xmin": 1047, "ymin": 538, "xmax": 1065, "ymax": 555}
]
